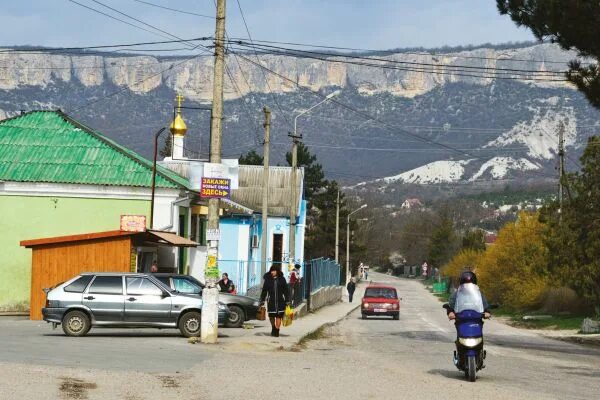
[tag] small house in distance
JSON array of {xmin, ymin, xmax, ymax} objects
[{"xmin": 401, "ymin": 198, "xmax": 423, "ymax": 210}]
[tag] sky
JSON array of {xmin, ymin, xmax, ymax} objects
[{"xmin": 0, "ymin": 0, "xmax": 537, "ymax": 52}]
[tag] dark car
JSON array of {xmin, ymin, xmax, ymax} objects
[
  {"xmin": 153, "ymin": 274, "xmax": 260, "ymax": 328},
  {"xmin": 42, "ymin": 273, "xmax": 230, "ymax": 337},
  {"xmin": 361, "ymin": 285, "xmax": 400, "ymax": 320}
]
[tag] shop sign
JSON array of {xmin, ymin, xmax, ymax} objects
[
  {"xmin": 120, "ymin": 215, "xmax": 147, "ymax": 232},
  {"xmin": 200, "ymin": 177, "xmax": 231, "ymax": 198}
]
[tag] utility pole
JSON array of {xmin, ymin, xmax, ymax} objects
[
  {"xmin": 261, "ymin": 107, "xmax": 271, "ymax": 277},
  {"xmin": 288, "ymin": 90, "xmax": 340, "ymax": 271},
  {"xmin": 558, "ymin": 121, "xmax": 565, "ymax": 219},
  {"xmin": 201, "ymin": 0, "xmax": 226, "ymax": 344},
  {"xmin": 288, "ymin": 131, "xmax": 301, "ymax": 271},
  {"xmin": 335, "ymin": 189, "xmax": 340, "ymax": 263}
]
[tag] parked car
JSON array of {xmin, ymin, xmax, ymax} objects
[
  {"xmin": 361, "ymin": 285, "xmax": 400, "ymax": 320},
  {"xmin": 42, "ymin": 273, "xmax": 230, "ymax": 337},
  {"xmin": 153, "ymin": 274, "xmax": 260, "ymax": 328}
]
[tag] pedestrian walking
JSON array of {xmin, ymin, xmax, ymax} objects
[
  {"xmin": 346, "ymin": 278, "xmax": 356, "ymax": 302},
  {"xmin": 260, "ymin": 265, "xmax": 290, "ymax": 337},
  {"xmin": 289, "ymin": 263, "xmax": 301, "ymax": 306}
]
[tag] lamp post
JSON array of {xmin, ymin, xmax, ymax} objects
[
  {"xmin": 289, "ymin": 90, "xmax": 341, "ymax": 269},
  {"xmin": 150, "ymin": 127, "xmax": 167, "ymax": 229},
  {"xmin": 346, "ymin": 204, "xmax": 367, "ymax": 284}
]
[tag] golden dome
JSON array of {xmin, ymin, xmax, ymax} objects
[
  {"xmin": 170, "ymin": 93, "xmax": 187, "ymax": 136},
  {"xmin": 170, "ymin": 113, "xmax": 187, "ymax": 136}
]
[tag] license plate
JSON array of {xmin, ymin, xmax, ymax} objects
[{"xmin": 374, "ymin": 308, "xmax": 386, "ymax": 312}]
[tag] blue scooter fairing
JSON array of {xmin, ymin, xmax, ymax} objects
[{"xmin": 456, "ymin": 310, "xmax": 484, "ymax": 338}]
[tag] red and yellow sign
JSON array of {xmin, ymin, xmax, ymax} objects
[
  {"xmin": 200, "ymin": 177, "xmax": 231, "ymax": 198},
  {"xmin": 120, "ymin": 215, "xmax": 147, "ymax": 232}
]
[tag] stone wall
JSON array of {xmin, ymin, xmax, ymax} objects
[{"xmin": 309, "ymin": 286, "xmax": 343, "ymax": 312}]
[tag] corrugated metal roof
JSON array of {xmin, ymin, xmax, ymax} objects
[
  {"xmin": 0, "ymin": 110, "xmax": 190, "ymax": 189},
  {"xmin": 230, "ymin": 165, "xmax": 303, "ymax": 217}
]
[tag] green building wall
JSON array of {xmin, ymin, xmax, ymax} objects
[{"xmin": 0, "ymin": 195, "xmax": 151, "ymax": 311}]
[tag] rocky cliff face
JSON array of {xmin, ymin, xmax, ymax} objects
[
  {"xmin": 0, "ymin": 43, "xmax": 598, "ymax": 187},
  {"xmin": 0, "ymin": 43, "xmax": 577, "ymax": 100}
]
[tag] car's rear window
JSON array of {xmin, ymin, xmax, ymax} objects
[
  {"xmin": 364, "ymin": 288, "xmax": 397, "ymax": 299},
  {"xmin": 64, "ymin": 275, "xmax": 94, "ymax": 293}
]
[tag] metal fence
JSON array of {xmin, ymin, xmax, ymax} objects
[
  {"xmin": 216, "ymin": 258, "xmax": 341, "ymax": 308},
  {"xmin": 309, "ymin": 258, "xmax": 342, "ymax": 293}
]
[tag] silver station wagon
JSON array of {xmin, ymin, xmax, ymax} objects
[{"xmin": 42, "ymin": 273, "xmax": 229, "ymax": 337}]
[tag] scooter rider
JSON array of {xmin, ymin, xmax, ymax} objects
[{"xmin": 446, "ymin": 271, "xmax": 491, "ymax": 321}]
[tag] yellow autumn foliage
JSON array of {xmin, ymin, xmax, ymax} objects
[
  {"xmin": 441, "ymin": 248, "xmax": 483, "ymax": 285},
  {"xmin": 442, "ymin": 212, "xmax": 550, "ymax": 310}
]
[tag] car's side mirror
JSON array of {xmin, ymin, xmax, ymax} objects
[{"xmin": 161, "ymin": 291, "xmax": 170, "ymax": 298}]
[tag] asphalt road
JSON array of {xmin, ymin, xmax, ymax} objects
[{"xmin": 1, "ymin": 273, "xmax": 599, "ymax": 399}]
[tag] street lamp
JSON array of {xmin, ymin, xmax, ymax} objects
[
  {"xmin": 150, "ymin": 127, "xmax": 167, "ymax": 229},
  {"xmin": 289, "ymin": 89, "xmax": 341, "ymax": 269},
  {"xmin": 346, "ymin": 204, "xmax": 367, "ymax": 284}
]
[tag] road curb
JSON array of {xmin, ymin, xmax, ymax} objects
[{"xmin": 290, "ymin": 302, "xmax": 361, "ymax": 350}]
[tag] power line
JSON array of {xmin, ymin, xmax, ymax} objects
[
  {"xmin": 0, "ymin": 37, "xmax": 211, "ymax": 55},
  {"xmin": 226, "ymin": 37, "xmax": 585, "ymax": 66},
  {"xmin": 230, "ymin": 40, "xmax": 567, "ymax": 77},
  {"xmin": 131, "ymin": 0, "xmax": 214, "ymax": 19},
  {"xmin": 67, "ymin": 0, "xmax": 177, "ymax": 42},
  {"xmin": 234, "ymin": 0, "xmax": 293, "ymax": 130},
  {"xmin": 228, "ymin": 43, "xmax": 568, "ymax": 82},
  {"xmin": 68, "ymin": 55, "xmax": 203, "ymax": 112},
  {"xmin": 228, "ymin": 50, "xmax": 490, "ymax": 159}
]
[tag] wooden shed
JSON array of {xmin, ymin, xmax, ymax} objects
[{"xmin": 21, "ymin": 230, "xmax": 197, "ymax": 320}]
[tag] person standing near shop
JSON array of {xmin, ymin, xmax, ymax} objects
[{"xmin": 260, "ymin": 265, "xmax": 290, "ymax": 337}]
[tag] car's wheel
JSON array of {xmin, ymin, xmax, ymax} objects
[
  {"xmin": 179, "ymin": 311, "xmax": 202, "ymax": 337},
  {"xmin": 62, "ymin": 310, "xmax": 91, "ymax": 337},
  {"xmin": 361, "ymin": 313, "xmax": 367, "ymax": 320},
  {"xmin": 393, "ymin": 313, "xmax": 399, "ymax": 320},
  {"xmin": 225, "ymin": 305, "xmax": 245, "ymax": 328}
]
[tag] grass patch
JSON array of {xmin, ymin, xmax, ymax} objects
[
  {"xmin": 495, "ymin": 307, "xmax": 587, "ymax": 330},
  {"xmin": 292, "ymin": 322, "xmax": 335, "ymax": 351},
  {"xmin": 434, "ymin": 292, "xmax": 450, "ymax": 302}
]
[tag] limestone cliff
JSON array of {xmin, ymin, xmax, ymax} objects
[{"xmin": 0, "ymin": 43, "xmax": 577, "ymax": 100}]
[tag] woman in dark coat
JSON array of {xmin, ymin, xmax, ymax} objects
[{"xmin": 260, "ymin": 265, "xmax": 290, "ymax": 337}]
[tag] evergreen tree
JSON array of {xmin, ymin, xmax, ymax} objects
[
  {"xmin": 286, "ymin": 142, "xmax": 327, "ymax": 206},
  {"xmin": 541, "ymin": 136, "xmax": 600, "ymax": 313},
  {"xmin": 428, "ymin": 213, "xmax": 459, "ymax": 268},
  {"xmin": 238, "ymin": 149, "xmax": 263, "ymax": 165},
  {"xmin": 159, "ymin": 133, "xmax": 172, "ymax": 158},
  {"xmin": 497, "ymin": 0, "xmax": 600, "ymax": 108}
]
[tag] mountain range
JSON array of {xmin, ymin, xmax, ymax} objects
[{"xmin": 1, "ymin": 42, "xmax": 599, "ymax": 188}]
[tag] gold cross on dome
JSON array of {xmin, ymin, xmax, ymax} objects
[{"xmin": 175, "ymin": 93, "xmax": 184, "ymax": 110}]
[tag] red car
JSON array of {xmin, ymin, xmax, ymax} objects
[{"xmin": 361, "ymin": 285, "xmax": 400, "ymax": 320}]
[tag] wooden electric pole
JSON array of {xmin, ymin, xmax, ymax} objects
[
  {"xmin": 335, "ymin": 189, "xmax": 340, "ymax": 263},
  {"xmin": 558, "ymin": 121, "xmax": 565, "ymax": 220},
  {"xmin": 288, "ymin": 131, "xmax": 301, "ymax": 271},
  {"xmin": 261, "ymin": 107, "xmax": 271, "ymax": 277},
  {"xmin": 202, "ymin": 0, "xmax": 226, "ymax": 344}
]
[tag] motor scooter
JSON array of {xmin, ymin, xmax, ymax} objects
[{"xmin": 443, "ymin": 304, "xmax": 487, "ymax": 382}]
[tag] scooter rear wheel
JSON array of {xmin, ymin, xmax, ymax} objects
[{"xmin": 466, "ymin": 355, "xmax": 477, "ymax": 382}]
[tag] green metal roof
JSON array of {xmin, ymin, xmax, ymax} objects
[{"xmin": 0, "ymin": 110, "xmax": 190, "ymax": 189}]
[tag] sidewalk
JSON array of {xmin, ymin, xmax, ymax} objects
[{"xmin": 212, "ymin": 282, "xmax": 365, "ymax": 352}]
